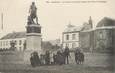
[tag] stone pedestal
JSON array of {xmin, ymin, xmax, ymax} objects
[{"xmin": 24, "ymin": 24, "xmax": 42, "ymax": 64}]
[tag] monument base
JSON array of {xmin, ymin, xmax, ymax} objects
[
  {"xmin": 23, "ymin": 49, "xmax": 43, "ymax": 64},
  {"xmin": 0, "ymin": 50, "xmax": 43, "ymax": 65}
]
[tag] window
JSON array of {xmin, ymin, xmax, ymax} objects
[
  {"xmin": 5, "ymin": 41, "xmax": 7, "ymax": 46},
  {"xmin": 72, "ymin": 43, "xmax": 76, "ymax": 48},
  {"xmin": 1, "ymin": 41, "xmax": 2, "ymax": 46},
  {"xmin": 0, "ymin": 41, "xmax": 1, "ymax": 47},
  {"xmin": 6, "ymin": 41, "xmax": 7, "ymax": 46},
  {"xmin": 66, "ymin": 34, "xmax": 69, "ymax": 40},
  {"xmin": 3, "ymin": 41, "xmax": 5, "ymax": 46},
  {"xmin": 19, "ymin": 47, "xmax": 21, "ymax": 51},
  {"xmin": 72, "ymin": 34, "xmax": 76, "ymax": 40},
  {"xmin": 14, "ymin": 40, "xmax": 17, "ymax": 45},
  {"xmin": 19, "ymin": 40, "xmax": 22, "ymax": 45},
  {"xmin": 66, "ymin": 43, "xmax": 69, "ymax": 47},
  {"xmin": 99, "ymin": 31, "xmax": 103, "ymax": 39},
  {"xmin": 4, "ymin": 41, "xmax": 8, "ymax": 46}
]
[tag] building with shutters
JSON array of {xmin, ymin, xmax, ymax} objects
[
  {"xmin": 0, "ymin": 32, "xmax": 26, "ymax": 51},
  {"xmin": 62, "ymin": 23, "xmax": 83, "ymax": 50},
  {"xmin": 62, "ymin": 16, "xmax": 93, "ymax": 51}
]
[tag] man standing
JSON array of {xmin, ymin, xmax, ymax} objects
[
  {"xmin": 53, "ymin": 53, "xmax": 57, "ymax": 64},
  {"xmin": 64, "ymin": 46, "xmax": 70, "ymax": 64},
  {"xmin": 45, "ymin": 51, "xmax": 50, "ymax": 65}
]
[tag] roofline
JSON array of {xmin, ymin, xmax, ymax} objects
[
  {"xmin": 95, "ymin": 26, "xmax": 115, "ymax": 30},
  {"xmin": 80, "ymin": 29, "xmax": 95, "ymax": 32},
  {"xmin": 96, "ymin": 17, "xmax": 115, "ymax": 27},
  {"xmin": 0, "ymin": 37, "xmax": 26, "ymax": 40},
  {"xmin": 63, "ymin": 31, "xmax": 81, "ymax": 34},
  {"xmin": 0, "ymin": 31, "xmax": 26, "ymax": 40},
  {"xmin": 80, "ymin": 26, "xmax": 115, "ymax": 33}
]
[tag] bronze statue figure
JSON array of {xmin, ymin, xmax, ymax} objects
[{"xmin": 28, "ymin": 2, "xmax": 38, "ymax": 25}]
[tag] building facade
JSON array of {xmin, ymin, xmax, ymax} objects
[
  {"xmin": 0, "ymin": 32, "xmax": 61, "ymax": 52},
  {"xmin": 80, "ymin": 17, "xmax": 115, "ymax": 53},
  {"xmin": 94, "ymin": 17, "xmax": 115, "ymax": 52},
  {"xmin": 62, "ymin": 24, "xmax": 83, "ymax": 50},
  {"xmin": 62, "ymin": 17, "xmax": 93, "ymax": 51},
  {"xmin": 0, "ymin": 32, "xmax": 26, "ymax": 51},
  {"xmin": 77, "ymin": 17, "xmax": 93, "ymax": 52}
]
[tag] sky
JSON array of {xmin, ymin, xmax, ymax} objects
[{"xmin": 0, "ymin": 0, "xmax": 115, "ymax": 41}]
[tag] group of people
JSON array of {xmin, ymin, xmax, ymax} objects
[
  {"xmin": 52, "ymin": 47, "xmax": 70, "ymax": 65},
  {"xmin": 30, "ymin": 51, "xmax": 50, "ymax": 67},
  {"xmin": 30, "ymin": 47, "xmax": 85, "ymax": 67},
  {"xmin": 75, "ymin": 49, "xmax": 84, "ymax": 64}
]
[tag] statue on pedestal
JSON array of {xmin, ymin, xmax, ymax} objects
[{"xmin": 27, "ymin": 2, "xmax": 38, "ymax": 25}]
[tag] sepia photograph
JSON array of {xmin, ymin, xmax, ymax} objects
[{"xmin": 0, "ymin": 0, "xmax": 114, "ymax": 73}]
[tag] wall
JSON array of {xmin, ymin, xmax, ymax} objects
[
  {"xmin": 94, "ymin": 29, "xmax": 113, "ymax": 53},
  {"xmin": 79, "ymin": 31, "xmax": 91, "ymax": 52},
  {"xmin": 0, "ymin": 51, "xmax": 25, "ymax": 64}
]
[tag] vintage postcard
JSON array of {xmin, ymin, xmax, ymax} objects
[{"xmin": 0, "ymin": 0, "xmax": 114, "ymax": 73}]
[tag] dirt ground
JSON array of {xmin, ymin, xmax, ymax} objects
[
  {"xmin": 0, "ymin": 53, "xmax": 114, "ymax": 73},
  {"xmin": 0, "ymin": 64, "xmax": 113, "ymax": 73}
]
